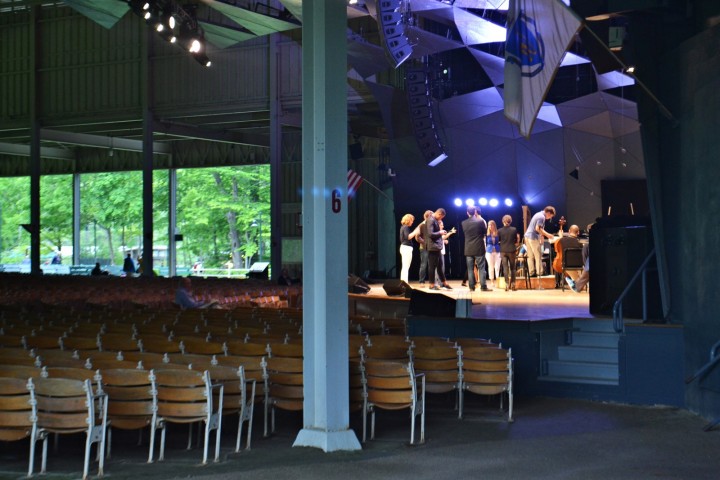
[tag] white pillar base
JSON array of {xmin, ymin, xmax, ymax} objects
[{"xmin": 293, "ymin": 428, "xmax": 362, "ymax": 452}]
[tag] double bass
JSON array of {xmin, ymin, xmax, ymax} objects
[{"xmin": 552, "ymin": 216, "xmax": 567, "ymax": 274}]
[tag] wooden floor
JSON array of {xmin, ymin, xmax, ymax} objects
[{"xmin": 365, "ymin": 277, "xmax": 595, "ymax": 322}]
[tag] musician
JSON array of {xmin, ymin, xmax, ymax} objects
[
  {"xmin": 425, "ymin": 208, "xmax": 453, "ymax": 291},
  {"xmin": 523, "ymin": 206, "xmax": 556, "ymax": 277},
  {"xmin": 462, "ymin": 206, "xmax": 491, "ymax": 292},
  {"xmin": 552, "ymin": 224, "xmax": 582, "ymax": 287}
]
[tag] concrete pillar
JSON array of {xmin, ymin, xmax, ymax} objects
[{"xmin": 294, "ymin": 1, "xmax": 361, "ymax": 452}]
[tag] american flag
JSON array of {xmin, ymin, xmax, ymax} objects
[{"xmin": 347, "ymin": 169, "xmax": 363, "ymax": 198}]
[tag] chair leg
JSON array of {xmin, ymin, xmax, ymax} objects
[
  {"xmin": 83, "ymin": 431, "xmax": 92, "ymax": 480},
  {"xmin": 27, "ymin": 425, "xmax": 37, "ymax": 477},
  {"xmin": 159, "ymin": 424, "xmax": 166, "ymax": 461},
  {"xmin": 245, "ymin": 401, "xmax": 254, "ymax": 450},
  {"xmin": 148, "ymin": 421, "xmax": 158, "ymax": 463},
  {"xmin": 41, "ymin": 435, "xmax": 48, "ymax": 474},
  {"xmin": 410, "ymin": 405, "xmax": 416, "ymax": 445},
  {"xmin": 214, "ymin": 412, "xmax": 222, "ymax": 463},
  {"xmin": 458, "ymin": 388, "xmax": 464, "ymax": 419},
  {"xmin": 236, "ymin": 408, "xmax": 245, "ymax": 453},
  {"xmin": 263, "ymin": 400, "xmax": 269, "ymax": 437},
  {"xmin": 187, "ymin": 423, "xmax": 193, "ymax": 450},
  {"xmin": 362, "ymin": 400, "xmax": 367, "ymax": 443},
  {"xmin": 202, "ymin": 421, "xmax": 210, "ymax": 465},
  {"xmin": 370, "ymin": 410, "xmax": 376, "ymax": 440}
]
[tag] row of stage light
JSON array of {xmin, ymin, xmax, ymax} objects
[
  {"xmin": 125, "ymin": 0, "xmax": 211, "ymax": 67},
  {"xmin": 454, "ymin": 198, "xmax": 514, "ymax": 208}
]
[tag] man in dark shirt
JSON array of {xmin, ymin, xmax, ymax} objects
[
  {"xmin": 462, "ymin": 206, "xmax": 491, "ymax": 292},
  {"xmin": 424, "ymin": 208, "xmax": 452, "ymax": 291}
]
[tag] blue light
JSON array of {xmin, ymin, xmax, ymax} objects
[
  {"xmin": 465, "ymin": 198, "xmax": 475, "ymax": 207},
  {"xmin": 478, "ymin": 197, "xmax": 488, "ymax": 206},
  {"xmin": 489, "ymin": 198, "xmax": 499, "ymax": 207},
  {"xmin": 454, "ymin": 198, "xmax": 463, "ymax": 207},
  {"xmin": 504, "ymin": 198, "xmax": 513, "ymax": 207}
]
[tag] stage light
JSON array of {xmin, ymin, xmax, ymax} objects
[
  {"xmin": 156, "ymin": 23, "xmax": 164, "ymax": 32},
  {"xmin": 478, "ymin": 197, "xmax": 488, "ymax": 206},
  {"xmin": 454, "ymin": 198, "xmax": 462, "ymax": 207},
  {"xmin": 504, "ymin": 198, "xmax": 513, "ymax": 207},
  {"xmin": 489, "ymin": 198, "xmax": 499, "ymax": 207},
  {"xmin": 189, "ymin": 39, "xmax": 202, "ymax": 53},
  {"xmin": 465, "ymin": 198, "xmax": 475, "ymax": 207}
]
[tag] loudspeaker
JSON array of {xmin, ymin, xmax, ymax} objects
[
  {"xmin": 248, "ymin": 262, "xmax": 269, "ymax": 280},
  {"xmin": 382, "ymin": 279, "xmax": 412, "ymax": 298},
  {"xmin": 589, "ymin": 225, "xmax": 662, "ymax": 318},
  {"xmin": 377, "ymin": 0, "xmax": 412, "ymax": 67},
  {"xmin": 348, "ymin": 274, "xmax": 370, "ymax": 294},
  {"xmin": 406, "ymin": 68, "xmax": 447, "ymax": 165},
  {"xmin": 408, "ymin": 289, "xmax": 456, "ymax": 317}
]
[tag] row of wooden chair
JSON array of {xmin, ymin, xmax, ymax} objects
[{"xmin": 0, "ymin": 363, "xmax": 253, "ymax": 477}]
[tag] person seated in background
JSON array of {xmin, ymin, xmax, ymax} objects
[
  {"xmin": 278, "ymin": 268, "xmax": 294, "ymax": 286},
  {"xmin": 552, "ymin": 224, "xmax": 582, "ymax": 288},
  {"xmin": 91, "ymin": 262, "xmax": 107, "ymax": 276},
  {"xmin": 175, "ymin": 277, "xmax": 218, "ymax": 309}
]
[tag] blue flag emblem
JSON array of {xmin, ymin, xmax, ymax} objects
[{"xmin": 506, "ymin": 12, "xmax": 545, "ymax": 78}]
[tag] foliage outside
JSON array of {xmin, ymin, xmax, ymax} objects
[{"xmin": 0, "ymin": 165, "xmax": 270, "ymax": 273}]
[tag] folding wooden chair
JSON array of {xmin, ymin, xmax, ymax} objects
[
  {"xmin": 201, "ymin": 365, "xmax": 256, "ymax": 452},
  {"xmin": 0, "ymin": 377, "xmax": 36, "ymax": 477},
  {"xmin": 362, "ymin": 359, "xmax": 425, "ymax": 445},
  {"xmin": 458, "ymin": 346, "xmax": 514, "ymax": 422},
  {"xmin": 99, "ymin": 368, "xmax": 157, "ymax": 462},
  {"xmin": 412, "ymin": 345, "xmax": 462, "ymax": 416},
  {"xmin": 28, "ymin": 377, "xmax": 108, "ymax": 480},
  {"xmin": 152, "ymin": 368, "xmax": 223, "ymax": 464},
  {"xmin": 262, "ymin": 356, "xmax": 303, "ymax": 436}
]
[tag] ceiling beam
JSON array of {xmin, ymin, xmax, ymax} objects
[
  {"xmin": 153, "ymin": 121, "xmax": 270, "ymax": 147},
  {"xmin": 40, "ymin": 128, "xmax": 172, "ymax": 155},
  {"xmin": 0, "ymin": 141, "xmax": 75, "ymax": 160}
]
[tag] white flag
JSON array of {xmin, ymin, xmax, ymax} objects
[{"xmin": 504, "ymin": 0, "xmax": 582, "ymax": 137}]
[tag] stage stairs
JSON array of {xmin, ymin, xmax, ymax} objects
[{"xmin": 540, "ymin": 318, "xmax": 620, "ymax": 385}]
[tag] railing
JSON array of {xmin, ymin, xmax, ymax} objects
[
  {"xmin": 686, "ymin": 339, "xmax": 720, "ymax": 431},
  {"xmin": 612, "ymin": 248, "xmax": 656, "ymax": 333}
]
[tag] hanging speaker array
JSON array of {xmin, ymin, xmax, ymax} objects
[
  {"xmin": 406, "ymin": 68, "xmax": 448, "ymax": 166},
  {"xmin": 376, "ymin": 0, "xmax": 412, "ymax": 68}
]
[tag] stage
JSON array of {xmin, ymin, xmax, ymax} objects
[{"xmin": 353, "ymin": 277, "xmax": 595, "ymax": 322}]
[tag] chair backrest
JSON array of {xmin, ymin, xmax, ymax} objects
[
  {"xmin": 178, "ymin": 337, "xmax": 226, "ymax": 356},
  {"xmin": 98, "ymin": 333, "xmax": 140, "ymax": 353},
  {"xmin": 0, "ymin": 364, "xmax": 43, "ymax": 379},
  {"xmin": 267, "ymin": 342, "xmax": 303, "ymax": 359},
  {"xmin": 60, "ymin": 335, "xmax": 100, "ymax": 352},
  {"xmin": 201, "ymin": 365, "xmax": 246, "ymax": 414},
  {"xmin": 563, "ymin": 247, "xmax": 585, "ymax": 269},
  {"xmin": 167, "ymin": 353, "xmax": 216, "ymax": 369},
  {"xmin": 0, "ymin": 377, "xmax": 35, "ymax": 442},
  {"xmin": 412, "ymin": 345, "xmax": 461, "ymax": 392},
  {"xmin": 136, "ymin": 334, "xmax": 181, "ymax": 354},
  {"xmin": 460, "ymin": 346, "xmax": 512, "ymax": 395},
  {"xmin": 100, "ymin": 368, "xmax": 155, "ymax": 429},
  {"xmin": 363, "ymin": 360, "xmax": 416, "ymax": 409},
  {"xmin": 0, "ymin": 348, "xmax": 38, "ymax": 366},
  {"xmin": 262, "ymin": 356, "xmax": 303, "ymax": 410},
  {"xmin": 224, "ymin": 340, "xmax": 268, "ymax": 357},
  {"xmin": 360, "ymin": 344, "xmax": 412, "ymax": 362},
  {"xmin": 349, "ymin": 359, "xmax": 364, "ymax": 412},
  {"xmin": 30, "ymin": 377, "xmax": 95, "ymax": 434},
  {"xmin": 152, "ymin": 368, "xmax": 212, "ymax": 422}
]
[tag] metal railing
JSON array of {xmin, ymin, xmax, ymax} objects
[
  {"xmin": 612, "ymin": 248, "xmax": 656, "ymax": 333},
  {"xmin": 686, "ymin": 339, "xmax": 720, "ymax": 431}
]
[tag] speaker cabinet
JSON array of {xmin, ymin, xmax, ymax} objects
[
  {"xmin": 408, "ymin": 289, "xmax": 456, "ymax": 317},
  {"xmin": 377, "ymin": 0, "xmax": 412, "ymax": 67},
  {"xmin": 348, "ymin": 274, "xmax": 371, "ymax": 294},
  {"xmin": 589, "ymin": 224, "xmax": 662, "ymax": 318},
  {"xmin": 405, "ymin": 68, "xmax": 447, "ymax": 165},
  {"xmin": 383, "ymin": 279, "xmax": 412, "ymax": 298}
]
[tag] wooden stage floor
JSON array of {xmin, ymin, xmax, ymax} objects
[{"xmin": 363, "ymin": 277, "xmax": 596, "ymax": 322}]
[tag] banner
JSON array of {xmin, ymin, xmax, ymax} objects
[{"xmin": 504, "ymin": 0, "xmax": 582, "ymax": 137}]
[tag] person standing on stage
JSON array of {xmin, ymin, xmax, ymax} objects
[
  {"xmin": 398, "ymin": 214, "xmax": 415, "ymax": 283},
  {"xmin": 523, "ymin": 206, "xmax": 556, "ymax": 278},
  {"xmin": 485, "ymin": 220, "xmax": 502, "ymax": 287},
  {"xmin": 412, "ymin": 210, "xmax": 433, "ymax": 286},
  {"xmin": 425, "ymin": 208, "xmax": 452, "ymax": 291},
  {"xmin": 462, "ymin": 206, "xmax": 491, "ymax": 292},
  {"xmin": 498, "ymin": 214, "xmax": 520, "ymax": 291}
]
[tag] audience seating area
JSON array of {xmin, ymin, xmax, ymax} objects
[{"xmin": 0, "ymin": 273, "xmax": 514, "ymax": 476}]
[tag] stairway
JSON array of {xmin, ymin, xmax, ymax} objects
[{"xmin": 541, "ymin": 319, "xmax": 620, "ymax": 385}]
